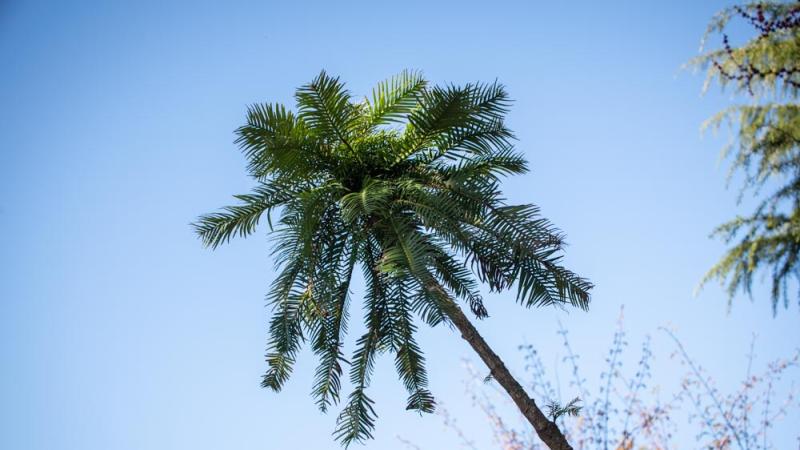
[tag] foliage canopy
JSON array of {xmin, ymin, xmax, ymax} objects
[
  {"xmin": 692, "ymin": 1, "xmax": 800, "ymax": 313},
  {"xmin": 194, "ymin": 71, "xmax": 591, "ymax": 445}
]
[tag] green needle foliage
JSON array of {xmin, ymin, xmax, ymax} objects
[
  {"xmin": 691, "ymin": 1, "xmax": 800, "ymax": 314},
  {"xmin": 546, "ymin": 397, "xmax": 582, "ymax": 421},
  {"xmin": 194, "ymin": 70, "xmax": 592, "ymax": 446}
]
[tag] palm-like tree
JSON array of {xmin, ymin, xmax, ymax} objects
[{"xmin": 194, "ymin": 71, "xmax": 592, "ymax": 449}]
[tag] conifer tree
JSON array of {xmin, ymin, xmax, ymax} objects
[
  {"xmin": 693, "ymin": 1, "xmax": 800, "ymax": 313},
  {"xmin": 194, "ymin": 71, "xmax": 591, "ymax": 449}
]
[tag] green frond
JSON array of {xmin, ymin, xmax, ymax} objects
[
  {"xmin": 483, "ymin": 204, "xmax": 563, "ymax": 247},
  {"xmin": 474, "ymin": 203, "xmax": 590, "ymax": 309},
  {"xmin": 429, "ymin": 246, "xmax": 488, "ymax": 319},
  {"xmin": 310, "ymin": 233, "xmax": 357, "ymax": 412},
  {"xmin": 193, "ymin": 182, "xmax": 295, "ymax": 249},
  {"xmin": 261, "ymin": 261, "xmax": 306, "ymax": 391},
  {"xmin": 296, "ymin": 71, "xmax": 360, "ymax": 152},
  {"xmin": 381, "ymin": 217, "xmax": 453, "ymax": 325},
  {"xmin": 385, "ymin": 278, "xmax": 435, "ymax": 413},
  {"xmin": 334, "ymin": 243, "xmax": 386, "ymax": 446},
  {"xmin": 365, "ymin": 70, "xmax": 427, "ymax": 127},
  {"xmin": 400, "ymin": 81, "xmax": 511, "ymax": 162},
  {"xmin": 235, "ymin": 103, "xmax": 324, "ymax": 179},
  {"xmin": 263, "ymin": 185, "xmax": 342, "ymax": 391},
  {"xmin": 334, "ymin": 389, "xmax": 377, "ymax": 447},
  {"xmin": 419, "ymin": 119, "xmax": 516, "ymax": 166},
  {"xmin": 441, "ymin": 145, "xmax": 529, "ymax": 182},
  {"xmin": 339, "ymin": 178, "xmax": 393, "ymax": 224},
  {"xmin": 515, "ymin": 252, "xmax": 593, "ymax": 310}
]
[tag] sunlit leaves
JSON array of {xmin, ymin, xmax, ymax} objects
[
  {"xmin": 692, "ymin": 2, "xmax": 800, "ymax": 312},
  {"xmin": 235, "ymin": 103, "xmax": 322, "ymax": 179},
  {"xmin": 193, "ymin": 181, "xmax": 297, "ymax": 249},
  {"xmin": 296, "ymin": 70, "xmax": 361, "ymax": 153},
  {"xmin": 365, "ymin": 70, "xmax": 427, "ymax": 127}
]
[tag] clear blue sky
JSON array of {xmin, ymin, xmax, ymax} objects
[{"xmin": 1, "ymin": 1, "xmax": 798, "ymax": 449}]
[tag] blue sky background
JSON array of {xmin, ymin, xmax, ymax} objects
[{"xmin": 1, "ymin": 1, "xmax": 798, "ymax": 449}]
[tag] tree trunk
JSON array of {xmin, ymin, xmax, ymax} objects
[{"xmin": 444, "ymin": 302, "xmax": 573, "ymax": 450}]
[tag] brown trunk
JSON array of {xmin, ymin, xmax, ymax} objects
[{"xmin": 444, "ymin": 303, "xmax": 573, "ymax": 450}]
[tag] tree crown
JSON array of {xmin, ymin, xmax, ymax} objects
[
  {"xmin": 691, "ymin": 1, "xmax": 800, "ymax": 313},
  {"xmin": 194, "ymin": 71, "xmax": 592, "ymax": 445}
]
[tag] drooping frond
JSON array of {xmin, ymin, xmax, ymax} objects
[
  {"xmin": 309, "ymin": 229, "xmax": 357, "ymax": 412},
  {"xmin": 261, "ymin": 255, "xmax": 306, "ymax": 391},
  {"xmin": 334, "ymin": 242, "xmax": 386, "ymax": 446},
  {"xmin": 387, "ymin": 278, "xmax": 435, "ymax": 413},
  {"xmin": 399, "ymin": 171, "xmax": 591, "ymax": 310},
  {"xmin": 480, "ymin": 204, "xmax": 590, "ymax": 310},
  {"xmin": 429, "ymin": 245, "xmax": 488, "ymax": 319},
  {"xmin": 380, "ymin": 215, "xmax": 455, "ymax": 325},
  {"xmin": 262, "ymin": 184, "xmax": 341, "ymax": 391}
]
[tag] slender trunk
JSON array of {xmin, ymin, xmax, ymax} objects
[{"xmin": 444, "ymin": 303, "xmax": 573, "ymax": 450}]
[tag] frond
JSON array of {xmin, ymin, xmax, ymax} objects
[
  {"xmin": 439, "ymin": 145, "xmax": 529, "ymax": 183},
  {"xmin": 365, "ymin": 70, "xmax": 427, "ymax": 127},
  {"xmin": 296, "ymin": 70, "xmax": 360, "ymax": 152},
  {"xmin": 334, "ymin": 389, "xmax": 377, "ymax": 447},
  {"xmin": 340, "ymin": 178, "xmax": 393, "ymax": 224},
  {"xmin": 391, "ymin": 173, "xmax": 590, "ymax": 311},
  {"xmin": 388, "ymin": 279, "xmax": 435, "ymax": 413},
  {"xmin": 193, "ymin": 181, "xmax": 296, "ymax": 249},
  {"xmin": 378, "ymin": 219, "xmax": 432, "ymax": 277},
  {"xmin": 481, "ymin": 204, "xmax": 565, "ymax": 257},
  {"xmin": 429, "ymin": 245, "xmax": 488, "ymax": 319},
  {"xmin": 235, "ymin": 103, "xmax": 323, "ymax": 179},
  {"xmin": 261, "ymin": 258, "xmax": 306, "ymax": 391},
  {"xmin": 310, "ymin": 230, "xmax": 358, "ymax": 412},
  {"xmin": 478, "ymin": 204, "xmax": 591, "ymax": 309},
  {"xmin": 515, "ymin": 250, "xmax": 593, "ymax": 310},
  {"xmin": 262, "ymin": 184, "xmax": 340, "ymax": 391},
  {"xmin": 400, "ymin": 81, "xmax": 511, "ymax": 162},
  {"xmin": 416, "ymin": 119, "xmax": 516, "ymax": 166},
  {"xmin": 381, "ymin": 216, "xmax": 453, "ymax": 326},
  {"xmin": 334, "ymin": 241, "xmax": 386, "ymax": 446}
]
